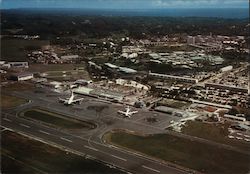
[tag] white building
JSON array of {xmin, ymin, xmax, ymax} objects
[
  {"xmin": 220, "ymin": 66, "xmax": 233, "ymax": 72},
  {"xmin": 10, "ymin": 72, "xmax": 33, "ymax": 81},
  {"xmin": 187, "ymin": 36, "xmax": 195, "ymax": 45},
  {"xmin": 149, "ymin": 72, "xmax": 198, "ymax": 84}
]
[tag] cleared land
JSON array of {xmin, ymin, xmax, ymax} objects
[
  {"xmin": 42, "ymin": 70, "xmax": 90, "ymax": 81},
  {"xmin": 20, "ymin": 108, "xmax": 96, "ymax": 130},
  {"xmin": 1, "ymin": 94, "xmax": 28, "ymax": 109},
  {"xmin": 28, "ymin": 64, "xmax": 86, "ymax": 72},
  {"xmin": 1, "ymin": 130, "xmax": 125, "ymax": 174},
  {"xmin": 1, "ymin": 39, "xmax": 49, "ymax": 61},
  {"xmin": 182, "ymin": 121, "xmax": 250, "ymax": 151},
  {"xmin": 104, "ymin": 131, "xmax": 250, "ymax": 174}
]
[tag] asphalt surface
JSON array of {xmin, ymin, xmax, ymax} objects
[
  {"xmin": 2, "ymin": 113, "xmax": 189, "ymax": 174},
  {"xmin": 2, "ymin": 88, "xmax": 249, "ymax": 174}
]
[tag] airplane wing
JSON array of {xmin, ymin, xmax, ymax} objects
[
  {"xmin": 130, "ymin": 111, "xmax": 138, "ymax": 114},
  {"xmin": 72, "ymin": 98, "xmax": 84, "ymax": 103},
  {"xmin": 118, "ymin": 110, "xmax": 126, "ymax": 115}
]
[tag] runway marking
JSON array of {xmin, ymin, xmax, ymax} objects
[
  {"xmin": 142, "ymin": 165, "xmax": 160, "ymax": 173},
  {"xmin": 60, "ymin": 137, "xmax": 73, "ymax": 143},
  {"xmin": 84, "ymin": 145, "xmax": 99, "ymax": 151},
  {"xmin": 39, "ymin": 130, "xmax": 51, "ymax": 135},
  {"xmin": 110, "ymin": 155, "xmax": 127, "ymax": 161},
  {"xmin": 19, "ymin": 124, "xmax": 30, "ymax": 128},
  {"xmin": 3, "ymin": 118, "xmax": 12, "ymax": 122}
]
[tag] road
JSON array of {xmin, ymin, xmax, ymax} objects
[{"xmin": 1, "ymin": 112, "xmax": 190, "ymax": 174}]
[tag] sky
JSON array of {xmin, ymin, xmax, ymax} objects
[{"xmin": 1, "ymin": 0, "xmax": 249, "ymax": 9}]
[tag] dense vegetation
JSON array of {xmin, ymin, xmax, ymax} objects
[{"xmin": 2, "ymin": 9, "xmax": 249, "ymax": 40}]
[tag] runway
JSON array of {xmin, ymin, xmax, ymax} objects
[
  {"xmin": 2, "ymin": 112, "xmax": 189, "ymax": 174},
  {"xmin": 3, "ymin": 88, "xmax": 248, "ymax": 174}
]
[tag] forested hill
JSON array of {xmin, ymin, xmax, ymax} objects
[{"xmin": 1, "ymin": 9, "xmax": 249, "ymax": 39}]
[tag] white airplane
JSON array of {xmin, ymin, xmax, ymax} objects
[
  {"xmin": 59, "ymin": 91, "xmax": 84, "ymax": 105},
  {"xmin": 118, "ymin": 106, "xmax": 138, "ymax": 118}
]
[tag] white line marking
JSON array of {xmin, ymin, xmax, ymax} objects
[
  {"xmin": 84, "ymin": 145, "xmax": 99, "ymax": 151},
  {"xmin": 3, "ymin": 118, "xmax": 12, "ymax": 122},
  {"xmin": 19, "ymin": 124, "xmax": 30, "ymax": 128},
  {"xmin": 142, "ymin": 165, "xmax": 160, "ymax": 173},
  {"xmin": 110, "ymin": 155, "xmax": 127, "ymax": 161},
  {"xmin": 60, "ymin": 137, "xmax": 73, "ymax": 143},
  {"xmin": 39, "ymin": 130, "xmax": 51, "ymax": 135}
]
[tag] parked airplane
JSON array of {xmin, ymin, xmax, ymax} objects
[
  {"xmin": 118, "ymin": 106, "xmax": 138, "ymax": 118},
  {"xmin": 59, "ymin": 91, "xmax": 84, "ymax": 105}
]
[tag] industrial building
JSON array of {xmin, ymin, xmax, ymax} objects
[
  {"xmin": 149, "ymin": 72, "xmax": 198, "ymax": 84},
  {"xmin": 104, "ymin": 63, "xmax": 137, "ymax": 74},
  {"xmin": 190, "ymin": 99, "xmax": 232, "ymax": 109},
  {"xmin": 73, "ymin": 86, "xmax": 125, "ymax": 102}
]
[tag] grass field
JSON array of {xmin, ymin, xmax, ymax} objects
[
  {"xmin": 158, "ymin": 99, "xmax": 191, "ymax": 109},
  {"xmin": 104, "ymin": 131, "xmax": 250, "ymax": 174},
  {"xmin": 1, "ymin": 39, "xmax": 49, "ymax": 61},
  {"xmin": 1, "ymin": 130, "xmax": 125, "ymax": 174},
  {"xmin": 1, "ymin": 95, "xmax": 28, "ymax": 109},
  {"xmin": 28, "ymin": 64, "xmax": 90, "ymax": 81},
  {"xmin": 182, "ymin": 121, "xmax": 250, "ymax": 151},
  {"xmin": 20, "ymin": 108, "xmax": 96, "ymax": 130}
]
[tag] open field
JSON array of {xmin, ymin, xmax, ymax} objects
[
  {"xmin": 0, "ymin": 94, "xmax": 28, "ymax": 109},
  {"xmin": 1, "ymin": 130, "xmax": 124, "ymax": 174},
  {"xmin": 182, "ymin": 121, "xmax": 250, "ymax": 151},
  {"xmin": 104, "ymin": 131, "xmax": 250, "ymax": 174},
  {"xmin": 19, "ymin": 108, "xmax": 96, "ymax": 130},
  {"xmin": 1, "ymin": 39, "xmax": 49, "ymax": 61}
]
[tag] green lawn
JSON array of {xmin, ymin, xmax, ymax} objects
[
  {"xmin": 158, "ymin": 99, "xmax": 191, "ymax": 109},
  {"xmin": 105, "ymin": 131, "xmax": 250, "ymax": 174},
  {"xmin": 20, "ymin": 109, "xmax": 96, "ymax": 130},
  {"xmin": 1, "ymin": 131, "xmax": 125, "ymax": 174}
]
